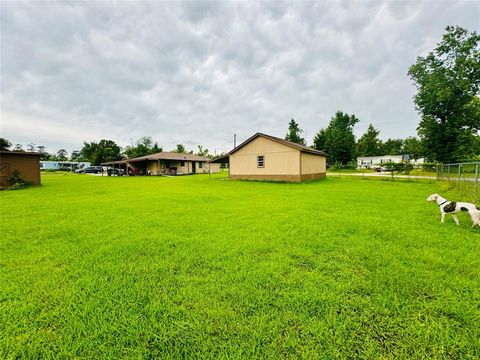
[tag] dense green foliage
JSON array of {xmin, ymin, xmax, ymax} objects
[
  {"xmin": 313, "ymin": 111, "xmax": 359, "ymax": 164},
  {"xmin": 0, "ymin": 138, "xmax": 11, "ymax": 151},
  {"xmin": 1, "ymin": 174, "xmax": 478, "ymax": 358},
  {"xmin": 356, "ymin": 124, "xmax": 382, "ymax": 157},
  {"xmin": 408, "ymin": 26, "xmax": 480, "ymax": 163},
  {"xmin": 79, "ymin": 139, "xmax": 122, "ymax": 165},
  {"xmin": 124, "ymin": 137, "xmax": 162, "ymax": 159},
  {"xmin": 174, "ymin": 144, "xmax": 186, "ymax": 153},
  {"xmin": 285, "ymin": 119, "xmax": 306, "ymax": 145}
]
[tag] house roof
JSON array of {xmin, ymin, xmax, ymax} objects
[
  {"xmin": 229, "ymin": 133, "xmax": 327, "ymax": 156},
  {"xmin": 101, "ymin": 151, "xmax": 209, "ymax": 165},
  {"xmin": 0, "ymin": 151, "xmax": 42, "ymax": 156}
]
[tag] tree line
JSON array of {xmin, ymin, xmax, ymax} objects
[
  {"xmin": 284, "ymin": 26, "xmax": 480, "ymax": 165},
  {"xmin": 0, "ymin": 136, "xmax": 212, "ymax": 166}
]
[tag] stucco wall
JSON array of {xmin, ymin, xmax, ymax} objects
[
  {"xmin": 230, "ymin": 136, "xmax": 300, "ymax": 176},
  {"xmin": 145, "ymin": 160, "xmax": 209, "ymax": 174},
  {"xmin": 301, "ymin": 152, "xmax": 326, "ymax": 175},
  {"xmin": 0, "ymin": 153, "xmax": 41, "ymax": 186}
]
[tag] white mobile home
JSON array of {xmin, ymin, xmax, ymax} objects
[
  {"xmin": 357, "ymin": 155, "xmax": 425, "ymax": 169},
  {"xmin": 40, "ymin": 161, "xmax": 91, "ymax": 170}
]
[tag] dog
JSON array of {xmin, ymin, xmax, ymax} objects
[{"xmin": 426, "ymin": 194, "xmax": 480, "ymax": 227}]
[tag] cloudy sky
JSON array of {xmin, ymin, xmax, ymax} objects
[{"xmin": 1, "ymin": 1, "xmax": 479, "ymax": 154}]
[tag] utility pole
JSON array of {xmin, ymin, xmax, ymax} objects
[{"xmin": 234, "ymin": 134, "xmax": 237, "ymax": 148}]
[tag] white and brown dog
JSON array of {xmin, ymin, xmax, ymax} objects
[{"xmin": 427, "ymin": 194, "xmax": 480, "ymax": 227}]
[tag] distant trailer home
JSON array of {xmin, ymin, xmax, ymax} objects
[
  {"xmin": 214, "ymin": 133, "xmax": 327, "ymax": 183},
  {"xmin": 357, "ymin": 155, "xmax": 425, "ymax": 169},
  {"xmin": 40, "ymin": 161, "xmax": 91, "ymax": 171},
  {"xmin": 102, "ymin": 152, "xmax": 221, "ymax": 176},
  {"xmin": 0, "ymin": 151, "xmax": 41, "ymax": 188}
]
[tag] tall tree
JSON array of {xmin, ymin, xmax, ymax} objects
[
  {"xmin": 13, "ymin": 144, "xmax": 24, "ymax": 152},
  {"xmin": 70, "ymin": 150, "xmax": 81, "ymax": 161},
  {"xmin": 402, "ymin": 136, "xmax": 424, "ymax": 160},
  {"xmin": 285, "ymin": 119, "xmax": 306, "ymax": 145},
  {"xmin": 316, "ymin": 111, "xmax": 359, "ymax": 164},
  {"xmin": 196, "ymin": 145, "xmax": 209, "ymax": 157},
  {"xmin": 408, "ymin": 26, "xmax": 480, "ymax": 163},
  {"xmin": 36, "ymin": 145, "xmax": 51, "ymax": 160},
  {"xmin": 312, "ymin": 129, "xmax": 327, "ymax": 151},
  {"xmin": 0, "ymin": 138, "xmax": 11, "ymax": 151},
  {"xmin": 27, "ymin": 142, "xmax": 36, "ymax": 152},
  {"xmin": 356, "ymin": 124, "xmax": 382, "ymax": 156},
  {"xmin": 124, "ymin": 136, "xmax": 162, "ymax": 158},
  {"xmin": 175, "ymin": 144, "xmax": 186, "ymax": 153},
  {"xmin": 56, "ymin": 149, "xmax": 68, "ymax": 161},
  {"xmin": 80, "ymin": 140, "xmax": 122, "ymax": 165},
  {"xmin": 381, "ymin": 138, "xmax": 404, "ymax": 156}
]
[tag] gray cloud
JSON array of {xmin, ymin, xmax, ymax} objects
[{"xmin": 1, "ymin": 1, "xmax": 479, "ymax": 154}]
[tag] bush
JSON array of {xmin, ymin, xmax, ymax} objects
[{"xmin": 7, "ymin": 170, "xmax": 26, "ymax": 190}]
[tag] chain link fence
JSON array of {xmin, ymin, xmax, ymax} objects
[
  {"xmin": 328, "ymin": 161, "xmax": 479, "ymax": 202},
  {"xmin": 437, "ymin": 162, "xmax": 479, "ymax": 202}
]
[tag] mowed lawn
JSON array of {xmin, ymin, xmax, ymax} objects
[{"xmin": 1, "ymin": 174, "xmax": 479, "ymax": 359}]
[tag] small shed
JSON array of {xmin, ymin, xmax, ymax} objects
[
  {"xmin": 0, "ymin": 151, "xmax": 42, "ymax": 188},
  {"xmin": 227, "ymin": 133, "xmax": 327, "ymax": 182}
]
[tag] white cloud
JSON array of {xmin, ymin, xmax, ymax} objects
[{"xmin": 1, "ymin": 1, "xmax": 479, "ymax": 154}]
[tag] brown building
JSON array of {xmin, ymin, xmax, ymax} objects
[
  {"xmin": 0, "ymin": 151, "xmax": 42, "ymax": 188},
  {"xmin": 218, "ymin": 133, "xmax": 327, "ymax": 183},
  {"xmin": 102, "ymin": 152, "xmax": 221, "ymax": 175}
]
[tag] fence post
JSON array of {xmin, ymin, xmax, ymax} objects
[
  {"xmin": 475, "ymin": 163, "xmax": 478, "ymax": 201},
  {"xmin": 457, "ymin": 164, "xmax": 461, "ymax": 185}
]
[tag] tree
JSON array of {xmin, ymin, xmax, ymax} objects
[
  {"xmin": 0, "ymin": 138, "xmax": 11, "ymax": 151},
  {"xmin": 314, "ymin": 111, "xmax": 359, "ymax": 164},
  {"xmin": 285, "ymin": 119, "xmax": 306, "ymax": 145},
  {"xmin": 124, "ymin": 136, "xmax": 162, "ymax": 158},
  {"xmin": 312, "ymin": 129, "xmax": 327, "ymax": 151},
  {"xmin": 175, "ymin": 144, "xmax": 186, "ymax": 153},
  {"xmin": 27, "ymin": 142, "xmax": 36, "ymax": 152},
  {"xmin": 70, "ymin": 150, "xmax": 82, "ymax": 161},
  {"xmin": 402, "ymin": 136, "xmax": 424, "ymax": 160},
  {"xmin": 56, "ymin": 149, "xmax": 68, "ymax": 161},
  {"xmin": 36, "ymin": 145, "xmax": 51, "ymax": 160},
  {"xmin": 13, "ymin": 144, "xmax": 24, "ymax": 152},
  {"xmin": 356, "ymin": 124, "xmax": 382, "ymax": 157},
  {"xmin": 381, "ymin": 138, "xmax": 404, "ymax": 156},
  {"xmin": 80, "ymin": 140, "xmax": 122, "ymax": 165},
  {"xmin": 408, "ymin": 26, "xmax": 480, "ymax": 163},
  {"xmin": 196, "ymin": 145, "xmax": 209, "ymax": 157}
]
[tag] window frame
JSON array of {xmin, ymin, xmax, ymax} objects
[{"xmin": 257, "ymin": 155, "xmax": 265, "ymax": 168}]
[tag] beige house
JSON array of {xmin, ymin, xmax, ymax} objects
[
  {"xmin": 102, "ymin": 152, "xmax": 220, "ymax": 175},
  {"xmin": 216, "ymin": 133, "xmax": 326, "ymax": 182}
]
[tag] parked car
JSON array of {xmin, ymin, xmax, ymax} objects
[
  {"xmin": 76, "ymin": 166, "xmax": 103, "ymax": 174},
  {"xmin": 106, "ymin": 167, "xmax": 124, "ymax": 176}
]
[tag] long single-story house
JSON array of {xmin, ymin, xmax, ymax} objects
[
  {"xmin": 102, "ymin": 152, "xmax": 220, "ymax": 175},
  {"xmin": 357, "ymin": 155, "xmax": 425, "ymax": 169},
  {"xmin": 210, "ymin": 133, "xmax": 327, "ymax": 182},
  {"xmin": 0, "ymin": 151, "xmax": 42, "ymax": 188}
]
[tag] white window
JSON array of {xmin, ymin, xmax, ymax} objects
[{"xmin": 257, "ymin": 155, "xmax": 264, "ymax": 168}]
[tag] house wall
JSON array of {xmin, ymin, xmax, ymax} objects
[
  {"xmin": 229, "ymin": 136, "xmax": 301, "ymax": 182},
  {"xmin": 208, "ymin": 163, "xmax": 222, "ymax": 173},
  {"xmin": 0, "ymin": 153, "xmax": 41, "ymax": 187},
  {"xmin": 144, "ymin": 160, "xmax": 209, "ymax": 175},
  {"xmin": 300, "ymin": 152, "xmax": 326, "ymax": 181}
]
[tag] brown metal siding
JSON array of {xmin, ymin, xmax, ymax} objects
[{"xmin": 0, "ymin": 153, "xmax": 41, "ymax": 187}]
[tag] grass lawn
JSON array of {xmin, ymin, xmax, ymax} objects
[{"xmin": 1, "ymin": 173, "xmax": 479, "ymax": 359}]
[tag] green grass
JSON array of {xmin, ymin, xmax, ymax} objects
[{"xmin": 1, "ymin": 173, "xmax": 479, "ymax": 359}]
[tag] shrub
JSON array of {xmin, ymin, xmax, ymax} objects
[{"xmin": 7, "ymin": 170, "xmax": 26, "ymax": 190}]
